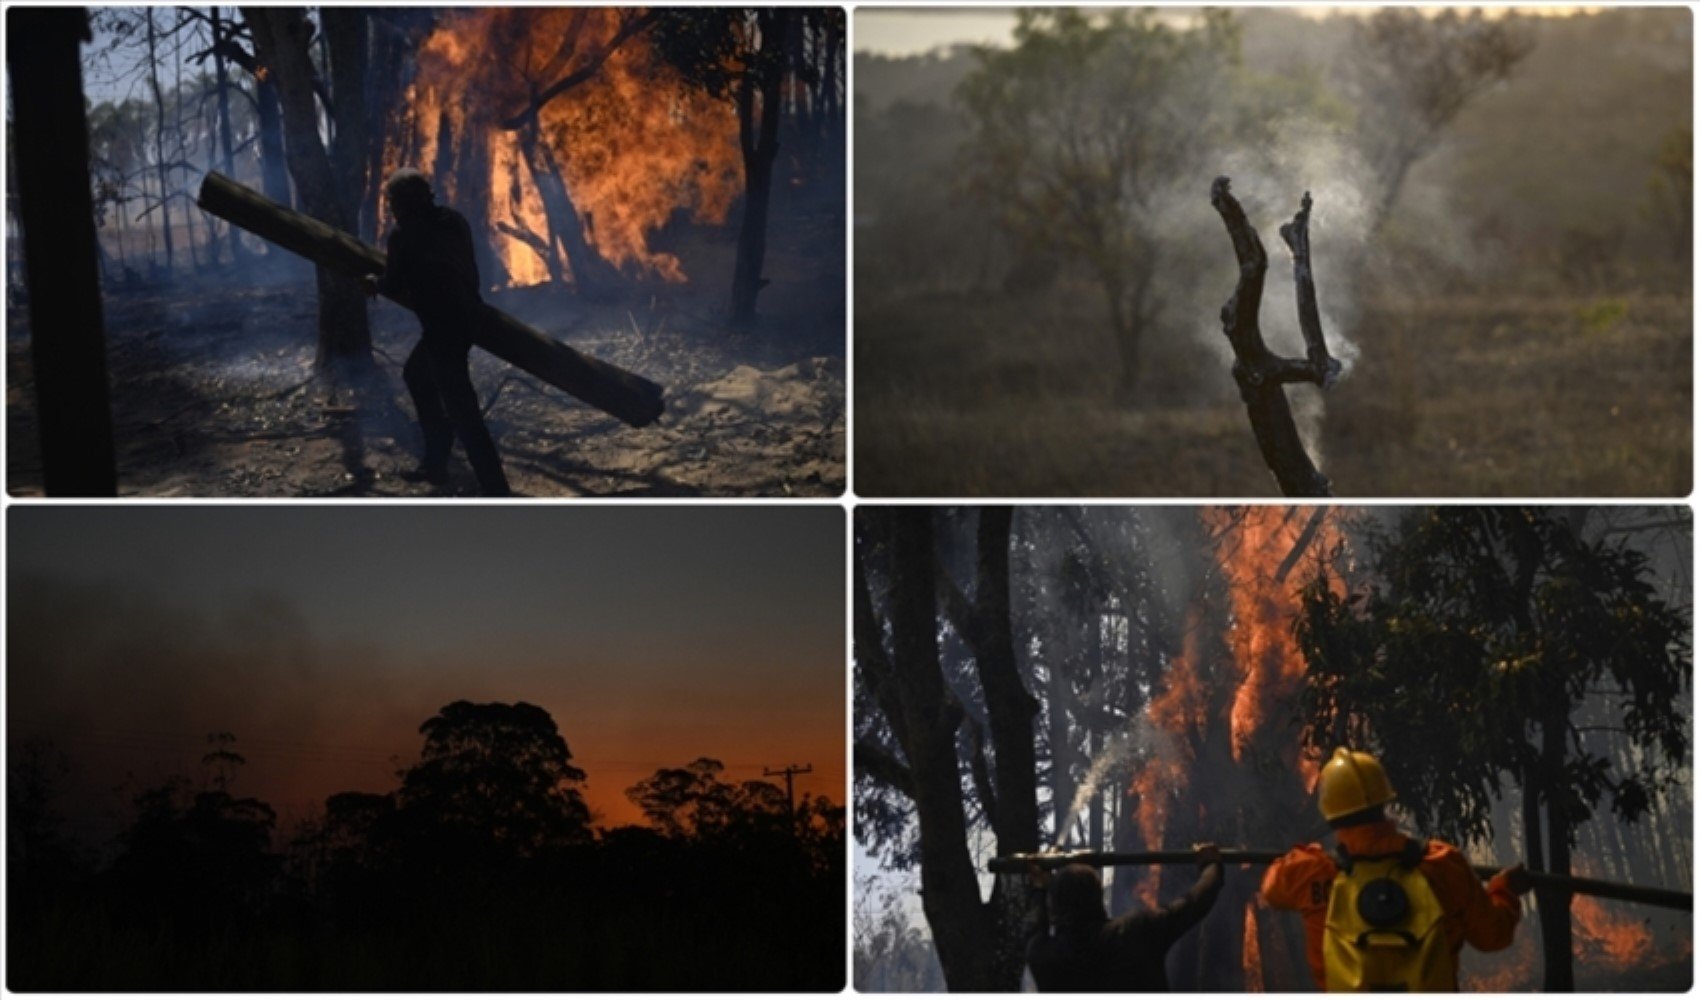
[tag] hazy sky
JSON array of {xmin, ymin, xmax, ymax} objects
[
  {"xmin": 851, "ymin": 6, "xmax": 1598, "ymax": 56},
  {"xmin": 8, "ymin": 506, "xmax": 844, "ymax": 833}
]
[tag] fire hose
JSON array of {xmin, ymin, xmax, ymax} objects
[{"xmin": 987, "ymin": 850, "xmax": 1692, "ymax": 912}]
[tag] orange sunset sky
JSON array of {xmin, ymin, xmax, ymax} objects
[{"xmin": 8, "ymin": 507, "xmax": 844, "ymax": 835}]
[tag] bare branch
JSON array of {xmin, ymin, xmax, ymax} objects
[
  {"xmin": 855, "ymin": 739, "xmax": 916, "ymax": 799},
  {"xmin": 1209, "ymin": 176, "xmax": 1333, "ymax": 498},
  {"xmin": 497, "ymin": 11, "xmax": 658, "ymax": 131},
  {"xmin": 1279, "ymin": 191, "xmax": 1342, "ymax": 388}
]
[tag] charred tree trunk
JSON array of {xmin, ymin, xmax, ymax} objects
[
  {"xmin": 517, "ymin": 123, "xmax": 617, "ymax": 293},
  {"xmin": 255, "ymin": 79, "xmax": 290, "ymax": 207},
  {"xmin": 730, "ymin": 9, "xmax": 786, "ymax": 324},
  {"xmin": 198, "ymin": 172, "xmax": 664, "ymax": 426},
  {"xmin": 884, "ymin": 512, "xmax": 1010, "ymax": 991},
  {"xmin": 855, "ymin": 510, "xmax": 1036, "ymax": 992},
  {"xmin": 8, "ymin": 8, "xmax": 117, "ymax": 494},
  {"xmin": 1046, "ymin": 654, "xmax": 1079, "ymax": 844},
  {"xmin": 210, "ymin": 7, "xmax": 244, "ymax": 264},
  {"xmin": 361, "ymin": 14, "xmax": 411, "ymax": 244},
  {"xmin": 242, "ymin": 7, "xmax": 372, "ymax": 371},
  {"xmin": 1537, "ymin": 710, "xmax": 1577, "ymax": 991},
  {"xmin": 975, "ymin": 509, "xmax": 1041, "ymax": 857},
  {"xmin": 449, "ymin": 113, "xmax": 509, "ymax": 290},
  {"xmin": 1209, "ymin": 177, "xmax": 1340, "ymax": 497},
  {"xmin": 321, "ymin": 9, "xmax": 369, "ymax": 238},
  {"xmin": 144, "ymin": 10, "xmax": 175, "ymax": 275}
]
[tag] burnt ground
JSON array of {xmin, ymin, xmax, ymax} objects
[{"xmin": 8, "ymin": 210, "xmax": 845, "ymax": 498}]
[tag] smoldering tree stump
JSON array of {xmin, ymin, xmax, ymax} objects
[{"xmin": 1210, "ymin": 177, "xmax": 1341, "ymax": 498}]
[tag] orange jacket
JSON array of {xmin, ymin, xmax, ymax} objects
[{"xmin": 1260, "ymin": 820, "xmax": 1522, "ymax": 990}]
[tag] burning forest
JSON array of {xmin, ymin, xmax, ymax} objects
[
  {"xmin": 6, "ymin": 7, "xmax": 846, "ymax": 497},
  {"xmin": 853, "ymin": 505, "xmax": 1692, "ymax": 992}
]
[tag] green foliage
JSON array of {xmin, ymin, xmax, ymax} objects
[
  {"xmin": 1575, "ymin": 297, "xmax": 1630, "ymax": 336},
  {"xmin": 955, "ymin": 9, "xmax": 1240, "ymax": 327},
  {"xmin": 1295, "ymin": 509, "xmax": 1690, "ymax": 848}
]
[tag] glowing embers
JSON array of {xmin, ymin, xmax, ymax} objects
[{"xmin": 390, "ymin": 9, "xmax": 742, "ymax": 288}]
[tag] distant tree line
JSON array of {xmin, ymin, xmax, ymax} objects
[{"xmin": 7, "ymin": 700, "xmax": 844, "ymax": 990}]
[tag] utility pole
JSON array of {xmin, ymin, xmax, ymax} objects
[{"xmin": 764, "ymin": 763, "xmax": 813, "ymax": 829}]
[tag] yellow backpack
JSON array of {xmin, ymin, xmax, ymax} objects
[{"xmin": 1322, "ymin": 838, "xmax": 1455, "ymax": 992}]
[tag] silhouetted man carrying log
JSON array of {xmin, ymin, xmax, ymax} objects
[
  {"xmin": 363, "ymin": 169, "xmax": 510, "ymax": 496},
  {"xmin": 1026, "ymin": 843, "xmax": 1224, "ymax": 991}
]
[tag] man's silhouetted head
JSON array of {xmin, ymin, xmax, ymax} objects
[
  {"xmin": 385, "ymin": 168, "xmax": 435, "ymax": 223},
  {"xmin": 1049, "ymin": 863, "xmax": 1110, "ymax": 930}
]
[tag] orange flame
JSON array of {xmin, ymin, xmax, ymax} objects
[
  {"xmin": 1243, "ymin": 899, "xmax": 1266, "ymax": 991},
  {"xmin": 1124, "ymin": 508, "xmax": 1340, "ymax": 914},
  {"xmin": 392, "ymin": 9, "xmax": 742, "ymax": 287},
  {"xmin": 1573, "ymin": 894, "xmax": 1655, "ymax": 970},
  {"xmin": 1127, "ymin": 510, "xmax": 1337, "ymax": 832},
  {"xmin": 1214, "ymin": 507, "xmax": 1338, "ymax": 783}
]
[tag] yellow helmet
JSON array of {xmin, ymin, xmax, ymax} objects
[{"xmin": 1318, "ymin": 747, "xmax": 1395, "ymax": 822}]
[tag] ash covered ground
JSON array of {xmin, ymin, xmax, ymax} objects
[{"xmin": 8, "ymin": 223, "xmax": 844, "ymax": 498}]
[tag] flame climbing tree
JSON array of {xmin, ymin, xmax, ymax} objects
[
  {"xmin": 855, "ymin": 507, "xmax": 1342, "ymax": 990},
  {"xmin": 654, "ymin": 8, "xmax": 843, "ymax": 323},
  {"xmin": 855, "ymin": 507, "xmax": 1690, "ymax": 991}
]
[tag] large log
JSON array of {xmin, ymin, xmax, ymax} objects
[
  {"xmin": 197, "ymin": 171, "xmax": 664, "ymax": 427},
  {"xmin": 989, "ymin": 849, "xmax": 1693, "ymax": 911}
]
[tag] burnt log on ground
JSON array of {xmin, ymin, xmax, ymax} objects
[
  {"xmin": 197, "ymin": 171, "xmax": 665, "ymax": 428},
  {"xmin": 1209, "ymin": 177, "xmax": 1341, "ymax": 498}
]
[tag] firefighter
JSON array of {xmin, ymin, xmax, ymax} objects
[
  {"xmin": 363, "ymin": 168, "xmax": 510, "ymax": 497},
  {"xmin": 1026, "ymin": 843, "xmax": 1224, "ymax": 991},
  {"xmin": 1261, "ymin": 747, "xmax": 1532, "ymax": 991}
]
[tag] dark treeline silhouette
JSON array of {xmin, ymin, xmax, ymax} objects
[{"xmin": 7, "ymin": 701, "xmax": 845, "ymax": 990}]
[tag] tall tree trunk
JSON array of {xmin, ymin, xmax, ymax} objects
[
  {"xmin": 8, "ymin": 8, "xmax": 117, "ymax": 494},
  {"xmin": 145, "ymin": 10, "xmax": 175, "ymax": 275},
  {"xmin": 1046, "ymin": 654, "xmax": 1076, "ymax": 844},
  {"xmin": 242, "ymin": 7, "xmax": 371, "ymax": 371},
  {"xmin": 211, "ymin": 6, "xmax": 244, "ymax": 263},
  {"xmin": 255, "ymin": 78, "xmax": 291, "ymax": 207},
  {"xmin": 321, "ymin": 9, "xmax": 369, "ymax": 236},
  {"xmin": 447, "ymin": 111, "xmax": 508, "ymax": 290},
  {"xmin": 884, "ymin": 510, "xmax": 1012, "ymax": 992},
  {"xmin": 1537, "ymin": 712, "xmax": 1576, "ymax": 992},
  {"xmin": 730, "ymin": 9, "xmax": 786, "ymax": 324},
  {"xmin": 172, "ymin": 7, "xmax": 203, "ymax": 272},
  {"xmin": 1086, "ymin": 611, "xmax": 1105, "ymax": 852},
  {"xmin": 1101, "ymin": 273, "xmax": 1142, "ymax": 396},
  {"xmin": 361, "ymin": 14, "xmax": 410, "ymax": 244},
  {"xmin": 516, "ymin": 123, "xmax": 615, "ymax": 293}
]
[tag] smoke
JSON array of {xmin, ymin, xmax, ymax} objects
[
  {"xmin": 6, "ymin": 575, "xmax": 435, "ymax": 839},
  {"xmin": 1058, "ymin": 714, "xmax": 1181, "ymax": 847}
]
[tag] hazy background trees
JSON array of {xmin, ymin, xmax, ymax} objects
[{"xmin": 854, "ymin": 8, "xmax": 1691, "ymax": 497}]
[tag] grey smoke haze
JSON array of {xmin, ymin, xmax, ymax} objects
[{"xmin": 7, "ymin": 505, "xmax": 847, "ymax": 837}]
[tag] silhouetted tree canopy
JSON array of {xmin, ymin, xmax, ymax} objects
[
  {"xmin": 7, "ymin": 702, "xmax": 843, "ymax": 990},
  {"xmin": 397, "ymin": 699, "xmax": 592, "ymax": 855}
]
